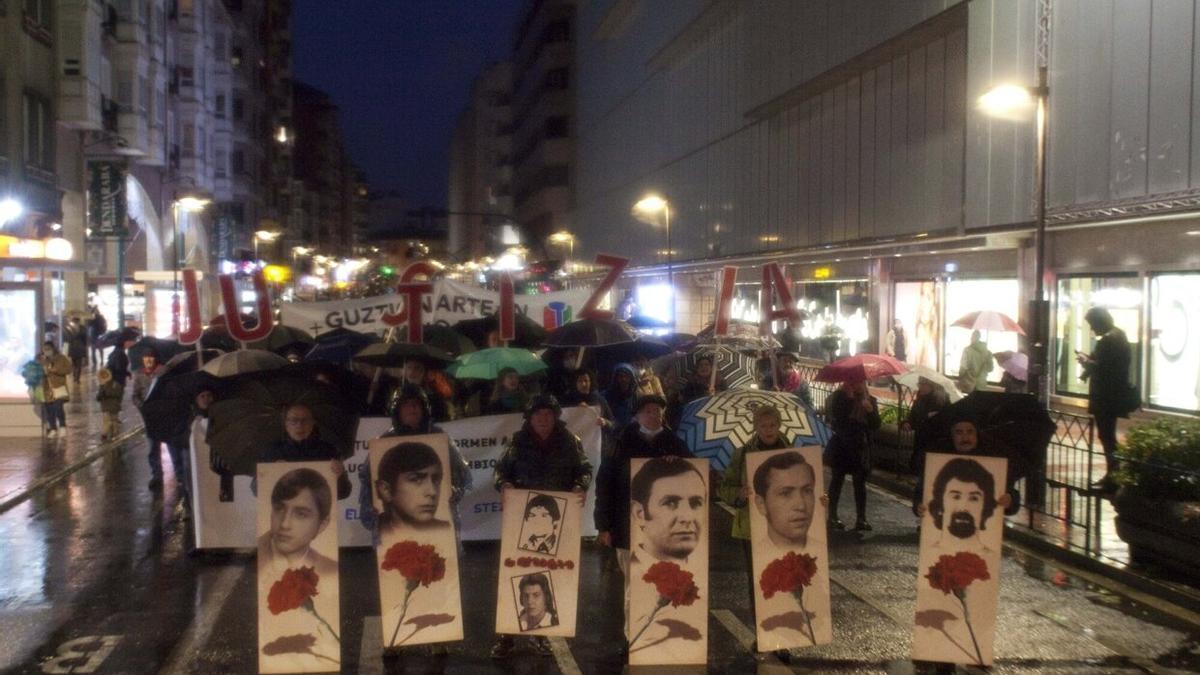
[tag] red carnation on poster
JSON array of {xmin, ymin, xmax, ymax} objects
[
  {"xmin": 759, "ymin": 552, "xmax": 819, "ymax": 643},
  {"xmin": 267, "ymin": 566, "xmax": 340, "ymax": 644},
  {"xmin": 925, "ymin": 552, "xmax": 990, "ymax": 665},
  {"xmin": 629, "ymin": 561, "xmax": 701, "ymax": 649},
  {"xmin": 381, "ymin": 540, "xmax": 447, "ymax": 647}
]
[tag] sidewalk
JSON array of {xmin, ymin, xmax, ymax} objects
[{"xmin": 0, "ymin": 374, "xmax": 144, "ymax": 511}]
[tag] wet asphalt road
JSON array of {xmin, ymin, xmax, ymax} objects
[{"xmin": 2, "ymin": 436, "xmax": 1200, "ymax": 674}]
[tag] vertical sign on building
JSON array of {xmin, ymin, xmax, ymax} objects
[{"xmin": 87, "ymin": 162, "xmax": 128, "ymax": 237}]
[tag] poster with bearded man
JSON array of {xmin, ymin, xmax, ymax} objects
[
  {"xmin": 912, "ymin": 452, "xmax": 1007, "ymax": 667},
  {"xmin": 745, "ymin": 445, "xmax": 833, "ymax": 651},
  {"xmin": 626, "ymin": 456, "xmax": 709, "ymax": 666}
]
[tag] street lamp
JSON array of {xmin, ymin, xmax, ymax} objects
[
  {"xmin": 171, "ymin": 196, "xmax": 209, "ymax": 335},
  {"xmin": 0, "ymin": 197, "xmax": 24, "ymax": 225},
  {"xmin": 979, "ymin": 70, "xmax": 1049, "ymax": 405},
  {"xmin": 254, "ymin": 229, "xmax": 282, "ymax": 264},
  {"xmin": 633, "ymin": 194, "xmax": 673, "ymax": 325},
  {"xmin": 548, "ymin": 231, "xmax": 575, "ymax": 267}
]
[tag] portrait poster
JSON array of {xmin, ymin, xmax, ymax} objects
[
  {"xmin": 745, "ymin": 445, "xmax": 833, "ymax": 651},
  {"xmin": 190, "ymin": 417, "xmax": 389, "ymax": 550},
  {"xmin": 442, "ymin": 405, "xmax": 603, "ymax": 540},
  {"xmin": 494, "ymin": 489, "xmax": 582, "ymax": 637},
  {"xmin": 626, "ymin": 456, "xmax": 709, "ymax": 666},
  {"xmin": 256, "ymin": 462, "xmax": 341, "ymax": 673},
  {"xmin": 912, "ymin": 452, "xmax": 1008, "ymax": 667},
  {"xmin": 369, "ymin": 433, "xmax": 464, "ymax": 647}
]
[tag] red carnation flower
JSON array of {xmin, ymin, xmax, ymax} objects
[
  {"xmin": 642, "ymin": 561, "xmax": 700, "ymax": 608},
  {"xmin": 267, "ymin": 566, "xmax": 320, "ymax": 615},
  {"xmin": 925, "ymin": 551, "xmax": 990, "ymax": 596},
  {"xmin": 759, "ymin": 552, "xmax": 818, "ymax": 599},
  {"xmin": 382, "ymin": 540, "xmax": 447, "ymax": 588}
]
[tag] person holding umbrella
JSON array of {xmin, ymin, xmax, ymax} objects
[
  {"xmin": 491, "ymin": 394, "xmax": 593, "ymax": 659},
  {"xmin": 399, "ymin": 357, "xmax": 453, "ymax": 422},
  {"xmin": 133, "ymin": 348, "xmax": 170, "ymax": 491},
  {"xmin": 957, "ymin": 330, "xmax": 993, "ymax": 393},
  {"xmin": 260, "ymin": 403, "xmax": 352, "ymax": 500},
  {"xmin": 903, "ymin": 377, "xmax": 951, "ymax": 497},
  {"xmin": 912, "ymin": 412, "xmax": 1015, "ymax": 519},
  {"xmin": 483, "ymin": 366, "xmax": 530, "ymax": 415},
  {"xmin": 825, "ymin": 380, "xmax": 881, "ymax": 531}
]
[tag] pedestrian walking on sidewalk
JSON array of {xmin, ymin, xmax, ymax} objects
[
  {"xmin": 87, "ymin": 304, "xmax": 107, "ymax": 368},
  {"xmin": 825, "ymin": 380, "xmax": 880, "ymax": 531},
  {"xmin": 65, "ymin": 317, "xmax": 88, "ymax": 384},
  {"xmin": 133, "ymin": 349, "xmax": 170, "ymax": 491},
  {"xmin": 106, "ymin": 341, "xmax": 129, "ymax": 387},
  {"xmin": 37, "ymin": 341, "xmax": 72, "ymax": 436},
  {"xmin": 96, "ymin": 367, "xmax": 124, "ymax": 441}
]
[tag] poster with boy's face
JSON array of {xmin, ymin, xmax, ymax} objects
[
  {"xmin": 912, "ymin": 452, "xmax": 1007, "ymax": 666},
  {"xmin": 369, "ymin": 434, "xmax": 463, "ymax": 647},
  {"xmin": 746, "ymin": 445, "xmax": 832, "ymax": 651},
  {"xmin": 494, "ymin": 489, "xmax": 582, "ymax": 637},
  {"xmin": 256, "ymin": 462, "xmax": 341, "ymax": 673},
  {"xmin": 626, "ymin": 456, "xmax": 709, "ymax": 666}
]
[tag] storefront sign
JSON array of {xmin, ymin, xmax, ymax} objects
[
  {"xmin": 87, "ymin": 162, "xmax": 127, "ymax": 238},
  {"xmin": 813, "ymin": 267, "xmax": 832, "ymax": 279}
]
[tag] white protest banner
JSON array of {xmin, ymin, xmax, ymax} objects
[
  {"xmin": 912, "ymin": 453, "xmax": 1008, "ymax": 667},
  {"xmin": 441, "ymin": 405, "xmax": 603, "ymax": 541},
  {"xmin": 494, "ymin": 489, "xmax": 582, "ymax": 637},
  {"xmin": 189, "ymin": 417, "xmax": 387, "ymax": 550},
  {"xmin": 279, "ymin": 281, "xmax": 592, "ymax": 337}
]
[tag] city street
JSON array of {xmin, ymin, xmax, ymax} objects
[{"xmin": 2, "ymin": 431, "xmax": 1199, "ymax": 674}]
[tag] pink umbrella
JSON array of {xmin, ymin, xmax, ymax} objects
[
  {"xmin": 815, "ymin": 354, "xmax": 908, "ymax": 383},
  {"xmin": 951, "ymin": 310, "xmax": 1026, "ymax": 335},
  {"xmin": 994, "ymin": 351, "xmax": 1029, "ymax": 380}
]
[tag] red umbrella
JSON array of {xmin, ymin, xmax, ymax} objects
[
  {"xmin": 951, "ymin": 310, "xmax": 1026, "ymax": 335},
  {"xmin": 815, "ymin": 353, "xmax": 908, "ymax": 383}
]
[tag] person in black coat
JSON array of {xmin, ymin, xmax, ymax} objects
[
  {"xmin": 106, "ymin": 342, "xmax": 130, "ymax": 387},
  {"xmin": 825, "ymin": 380, "xmax": 881, "ymax": 531},
  {"xmin": 260, "ymin": 403, "xmax": 351, "ymax": 499},
  {"xmin": 903, "ymin": 378, "xmax": 950, "ymax": 483},
  {"xmin": 1077, "ymin": 306, "xmax": 1136, "ymax": 487},
  {"xmin": 594, "ymin": 395, "xmax": 693, "ymax": 556},
  {"xmin": 559, "ymin": 369, "xmax": 615, "ymax": 426}
]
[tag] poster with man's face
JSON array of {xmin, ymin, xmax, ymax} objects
[
  {"xmin": 256, "ymin": 462, "xmax": 341, "ymax": 673},
  {"xmin": 494, "ymin": 489, "xmax": 581, "ymax": 637},
  {"xmin": 368, "ymin": 434, "xmax": 464, "ymax": 647},
  {"xmin": 912, "ymin": 452, "xmax": 1007, "ymax": 666},
  {"xmin": 745, "ymin": 445, "xmax": 832, "ymax": 651},
  {"xmin": 626, "ymin": 456, "xmax": 709, "ymax": 666}
]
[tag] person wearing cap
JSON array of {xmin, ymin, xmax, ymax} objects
[
  {"xmin": 491, "ymin": 394, "xmax": 592, "ymax": 659},
  {"xmin": 595, "ymin": 394, "xmax": 692, "ymax": 568},
  {"xmin": 96, "ymin": 367, "xmax": 124, "ymax": 441}
]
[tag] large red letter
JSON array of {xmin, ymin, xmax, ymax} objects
[
  {"xmin": 760, "ymin": 262, "xmax": 800, "ymax": 334},
  {"xmin": 578, "ymin": 254, "xmax": 630, "ymax": 320},
  {"xmin": 218, "ymin": 269, "xmax": 273, "ymax": 342},
  {"xmin": 177, "ymin": 269, "xmax": 203, "ymax": 345},
  {"xmin": 381, "ymin": 262, "xmax": 439, "ymax": 337},
  {"xmin": 498, "ymin": 272, "xmax": 515, "ymax": 342},
  {"xmin": 713, "ymin": 266, "xmax": 738, "ymax": 336}
]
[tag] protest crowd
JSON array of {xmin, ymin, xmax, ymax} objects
[{"xmin": 19, "ymin": 260, "xmax": 1114, "ymax": 672}]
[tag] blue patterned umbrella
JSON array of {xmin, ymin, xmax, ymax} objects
[{"xmin": 676, "ymin": 389, "xmax": 832, "ymax": 471}]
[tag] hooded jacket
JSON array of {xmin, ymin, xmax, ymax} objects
[
  {"xmin": 493, "ymin": 420, "xmax": 593, "ymax": 493},
  {"xmin": 604, "ymin": 363, "xmax": 640, "ymax": 430},
  {"xmin": 594, "ymin": 421, "xmax": 693, "ymax": 548}
]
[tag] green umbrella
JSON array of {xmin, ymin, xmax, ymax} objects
[{"xmin": 448, "ymin": 347, "xmax": 548, "ymax": 380}]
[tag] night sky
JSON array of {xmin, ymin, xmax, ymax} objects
[{"xmin": 291, "ymin": 0, "xmax": 526, "ymax": 207}]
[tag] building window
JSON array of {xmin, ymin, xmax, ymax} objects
[
  {"xmin": 139, "ymin": 76, "xmax": 150, "ymax": 114},
  {"xmin": 23, "ymin": 0, "xmax": 50, "ymax": 27},
  {"xmin": 214, "ymin": 32, "xmax": 226, "ymax": 61},
  {"xmin": 22, "ymin": 91, "xmax": 52, "ymax": 169},
  {"xmin": 232, "ymin": 95, "xmax": 244, "ymax": 121},
  {"xmin": 1054, "ymin": 275, "xmax": 1142, "ymax": 398},
  {"xmin": 232, "ymin": 147, "xmax": 245, "ymax": 175},
  {"xmin": 230, "ymin": 45, "xmax": 243, "ymax": 69},
  {"xmin": 1148, "ymin": 273, "xmax": 1199, "ymax": 412},
  {"xmin": 181, "ymin": 123, "xmax": 195, "ymax": 158},
  {"xmin": 214, "ymin": 148, "xmax": 227, "ymax": 178},
  {"xmin": 157, "ymin": 90, "xmax": 167, "ymax": 125},
  {"xmin": 215, "ymin": 93, "xmax": 226, "ymax": 119},
  {"xmin": 179, "ymin": 66, "xmax": 194, "ymax": 88}
]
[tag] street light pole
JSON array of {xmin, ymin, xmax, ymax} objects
[
  {"xmin": 1030, "ymin": 64, "xmax": 1050, "ymax": 406},
  {"xmin": 664, "ymin": 205, "xmax": 674, "ymax": 327}
]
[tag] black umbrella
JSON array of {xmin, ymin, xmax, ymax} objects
[
  {"xmin": 246, "ymin": 325, "xmax": 315, "ymax": 357},
  {"xmin": 95, "ymin": 327, "xmax": 140, "ymax": 349},
  {"xmin": 352, "ymin": 341, "xmax": 454, "ymax": 369},
  {"xmin": 544, "ymin": 317, "xmax": 638, "ymax": 349},
  {"xmin": 128, "ymin": 336, "xmax": 189, "ymax": 366},
  {"xmin": 627, "ymin": 314, "xmax": 673, "ymax": 330},
  {"xmin": 591, "ymin": 336, "xmax": 674, "ymax": 379},
  {"xmin": 423, "ymin": 324, "xmax": 477, "ymax": 358},
  {"xmin": 139, "ymin": 349, "xmax": 222, "ymax": 446},
  {"xmin": 199, "ymin": 328, "xmax": 237, "ymax": 353},
  {"xmin": 206, "ymin": 369, "xmax": 360, "ymax": 476},
  {"xmin": 304, "ymin": 330, "xmax": 381, "ymax": 367},
  {"xmin": 453, "ymin": 314, "xmax": 547, "ymax": 350},
  {"xmin": 929, "ymin": 390, "xmax": 1055, "ymax": 481}
]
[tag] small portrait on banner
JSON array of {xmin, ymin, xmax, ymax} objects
[
  {"xmin": 511, "ymin": 572, "xmax": 561, "ymax": 632},
  {"xmin": 256, "ymin": 462, "xmax": 341, "ymax": 673},
  {"xmin": 517, "ymin": 492, "xmax": 567, "ymax": 556}
]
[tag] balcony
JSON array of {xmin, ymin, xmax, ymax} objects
[
  {"xmin": 117, "ymin": 111, "xmax": 151, "ymax": 157},
  {"xmin": 57, "ymin": 77, "xmax": 103, "ymax": 130}
]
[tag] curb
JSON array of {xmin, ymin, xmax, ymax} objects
[
  {"xmin": 0, "ymin": 425, "xmax": 145, "ymax": 514},
  {"xmin": 867, "ymin": 469, "xmax": 1200, "ymax": 620}
]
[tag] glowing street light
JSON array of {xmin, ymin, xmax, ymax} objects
[
  {"xmin": 176, "ymin": 196, "xmax": 211, "ymax": 213},
  {"xmin": 548, "ymin": 230, "xmax": 575, "ymax": 264},
  {"xmin": 632, "ymin": 193, "xmax": 674, "ymax": 325},
  {"xmin": 0, "ymin": 197, "xmax": 24, "ymax": 225},
  {"xmin": 254, "ymin": 229, "xmax": 282, "ymax": 263},
  {"xmin": 977, "ymin": 84, "xmax": 1036, "ymax": 121}
]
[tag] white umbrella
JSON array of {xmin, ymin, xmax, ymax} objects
[
  {"xmin": 893, "ymin": 364, "xmax": 964, "ymax": 402},
  {"xmin": 199, "ymin": 350, "xmax": 289, "ymax": 377}
]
